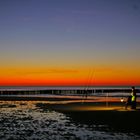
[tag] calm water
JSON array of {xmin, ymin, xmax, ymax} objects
[
  {"xmin": 0, "ymin": 86, "xmax": 140, "ymax": 97},
  {"xmin": 0, "ymin": 86, "xmax": 139, "ymax": 91},
  {"xmin": 0, "ymin": 101, "xmax": 140, "ymax": 140}
]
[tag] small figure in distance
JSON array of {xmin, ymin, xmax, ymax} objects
[{"xmin": 131, "ymin": 86, "xmax": 137, "ymax": 109}]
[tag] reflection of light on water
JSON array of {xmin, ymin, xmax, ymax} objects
[{"xmin": 0, "ymin": 101, "xmax": 140, "ymax": 140}]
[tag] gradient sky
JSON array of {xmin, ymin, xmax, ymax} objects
[{"xmin": 0, "ymin": 0, "xmax": 140, "ymax": 86}]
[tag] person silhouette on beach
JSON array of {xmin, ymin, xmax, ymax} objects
[
  {"xmin": 125, "ymin": 86, "xmax": 137, "ymax": 110},
  {"xmin": 131, "ymin": 86, "xmax": 137, "ymax": 109}
]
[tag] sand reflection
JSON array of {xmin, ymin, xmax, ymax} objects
[{"xmin": 0, "ymin": 101, "xmax": 140, "ymax": 140}]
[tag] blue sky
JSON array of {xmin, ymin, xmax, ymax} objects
[{"xmin": 0, "ymin": 0, "xmax": 140, "ymax": 85}]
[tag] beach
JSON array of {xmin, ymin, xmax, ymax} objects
[
  {"xmin": 36, "ymin": 99, "xmax": 140, "ymax": 134},
  {"xmin": 0, "ymin": 86, "xmax": 140, "ymax": 139},
  {"xmin": 0, "ymin": 95, "xmax": 140, "ymax": 140},
  {"xmin": 1, "ymin": 0, "xmax": 140, "ymax": 139}
]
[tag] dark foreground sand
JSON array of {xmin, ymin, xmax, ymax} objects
[
  {"xmin": 1, "ymin": 101, "xmax": 140, "ymax": 140},
  {"xmin": 1, "ymin": 95, "xmax": 140, "ymax": 135},
  {"xmin": 36, "ymin": 101, "xmax": 140, "ymax": 135}
]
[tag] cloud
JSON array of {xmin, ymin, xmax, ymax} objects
[
  {"xmin": 89, "ymin": 67, "xmax": 124, "ymax": 73},
  {"xmin": 14, "ymin": 68, "xmax": 79, "ymax": 76},
  {"xmin": 46, "ymin": 69, "xmax": 78, "ymax": 74}
]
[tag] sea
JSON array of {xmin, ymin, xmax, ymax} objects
[
  {"xmin": 0, "ymin": 86, "xmax": 139, "ymax": 90},
  {"xmin": 0, "ymin": 86, "xmax": 140, "ymax": 97}
]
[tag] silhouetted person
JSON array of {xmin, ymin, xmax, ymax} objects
[{"xmin": 131, "ymin": 86, "xmax": 137, "ymax": 109}]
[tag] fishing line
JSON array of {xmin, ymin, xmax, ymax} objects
[{"xmin": 84, "ymin": 68, "xmax": 95, "ymax": 98}]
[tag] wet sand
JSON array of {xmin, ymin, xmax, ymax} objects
[
  {"xmin": 0, "ymin": 100, "xmax": 140, "ymax": 140},
  {"xmin": 36, "ymin": 101, "xmax": 140, "ymax": 135},
  {"xmin": 1, "ymin": 95, "xmax": 140, "ymax": 136}
]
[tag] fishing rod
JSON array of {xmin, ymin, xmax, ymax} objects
[{"xmin": 84, "ymin": 68, "xmax": 95, "ymax": 98}]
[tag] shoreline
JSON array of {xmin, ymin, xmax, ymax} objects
[{"xmin": 0, "ymin": 94, "xmax": 140, "ymax": 112}]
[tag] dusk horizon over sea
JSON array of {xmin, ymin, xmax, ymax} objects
[
  {"xmin": 0, "ymin": 0, "xmax": 140, "ymax": 86},
  {"xmin": 0, "ymin": 85, "xmax": 140, "ymax": 91},
  {"xmin": 1, "ymin": 1, "xmax": 140, "ymax": 139}
]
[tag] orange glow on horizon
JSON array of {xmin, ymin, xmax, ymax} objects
[
  {"xmin": 0, "ymin": 77, "xmax": 140, "ymax": 86},
  {"xmin": 0, "ymin": 66, "xmax": 140, "ymax": 86}
]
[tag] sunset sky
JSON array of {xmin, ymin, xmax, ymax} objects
[{"xmin": 0, "ymin": 0, "xmax": 140, "ymax": 86}]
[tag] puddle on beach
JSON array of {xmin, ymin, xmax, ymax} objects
[{"xmin": 0, "ymin": 101, "xmax": 140, "ymax": 140}]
